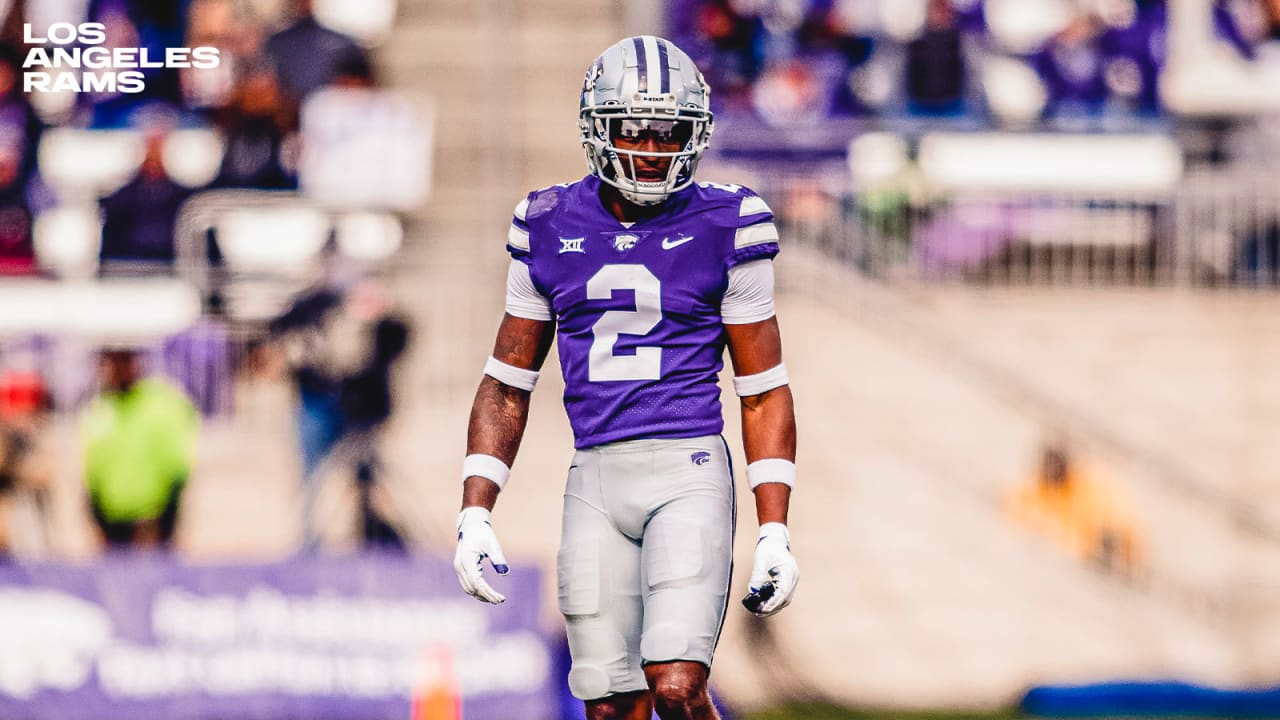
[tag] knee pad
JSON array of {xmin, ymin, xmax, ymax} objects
[
  {"xmin": 640, "ymin": 623, "xmax": 690, "ymax": 662},
  {"xmin": 567, "ymin": 662, "xmax": 611, "ymax": 700}
]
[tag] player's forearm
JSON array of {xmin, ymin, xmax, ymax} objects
[
  {"xmin": 740, "ymin": 384, "xmax": 796, "ymax": 526},
  {"xmin": 740, "ymin": 384, "xmax": 795, "ymax": 463},
  {"xmin": 462, "ymin": 375, "xmax": 532, "ymax": 509},
  {"xmin": 752, "ymin": 482, "xmax": 790, "ymax": 526},
  {"xmin": 467, "ymin": 375, "xmax": 532, "ymax": 462}
]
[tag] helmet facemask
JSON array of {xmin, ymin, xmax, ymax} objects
[
  {"xmin": 583, "ymin": 113, "xmax": 710, "ymax": 205},
  {"xmin": 581, "ymin": 105, "xmax": 713, "ymax": 206}
]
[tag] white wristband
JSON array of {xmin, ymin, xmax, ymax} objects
[
  {"xmin": 733, "ymin": 363, "xmax": 788, "ymax": 396},
  {"xmin": 747, "ymin": 458, "xmax": 796, "ymax": 489},
  {"xmin": 462, "ymin": 454, "xmax": 511, "ymax": 491},
  {"xmin": 484, "ymin": 357, "xmax": 539, "ymax": 392}
]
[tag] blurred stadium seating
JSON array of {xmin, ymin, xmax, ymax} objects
[{"xmin": 0, "ymin": 0, "xmax": 1278, "ymax": 718}]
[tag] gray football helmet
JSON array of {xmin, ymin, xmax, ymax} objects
[{"xmin": 579, "ymin": 36, "xmax": 715, "ymax": 206}]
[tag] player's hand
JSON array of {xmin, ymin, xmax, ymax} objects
[
  {"xmin": 742, "ymin": 522, "xmax": 798, "ymax": 616},
  {"xmin": 454, "ymin": 507, "xmax": 510, "ymax": 604}
]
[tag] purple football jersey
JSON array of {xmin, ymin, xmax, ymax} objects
[{"xmin": 508, "ymin": 175, "xmax": 779, "ymax": 449}]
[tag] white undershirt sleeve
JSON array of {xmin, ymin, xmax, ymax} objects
[
  {"xmin": 721, "ymin": 259, "xmax": 776, "ymax": 324},
  {"xmin": 505, "ymin": 260, "xmax": 553, "ymax": 321}
]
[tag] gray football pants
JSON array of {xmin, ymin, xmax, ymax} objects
[{"xmin": 558, "ymin": 434, "xmax": 736, "ymax": 700}]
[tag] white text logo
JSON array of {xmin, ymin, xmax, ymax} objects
[{"xmin": 22, "ymin": 23, "xmax": 220, "ymax": 94}]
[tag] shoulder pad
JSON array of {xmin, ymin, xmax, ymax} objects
[
  {"xmin": 509, "ymin": 185, "xmax": 565, "ymax": 253},
  {"xmin": 524, "ymin": 185, "xmax": 563, "ymax": 221},
  {"xmin": 693, "ymin": 182, "xmax": 773, "ymax": 228}
]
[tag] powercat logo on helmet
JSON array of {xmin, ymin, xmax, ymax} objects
[{"xmin": 583, "ymin": 60, "xmax": 602, "ymax": 93}]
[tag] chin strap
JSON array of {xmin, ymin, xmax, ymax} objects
[
  {"xmin": 605, "ymin": 155, "xmax": 671, "ymax": 206},
  {"xmin": 619, "ymin": 187, "xmax": 669, "ymax": 206}
]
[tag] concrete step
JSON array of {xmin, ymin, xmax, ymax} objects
[{"xmin": 379, "ymin": 25, "xmax": 498, "ymax": 72}]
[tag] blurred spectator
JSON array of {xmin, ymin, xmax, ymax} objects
[
  {"xmin": 330, "ymin": 50, "xmax": 377, "ymax": 89},
  {"xmin": 802, "ymin": 5, "xmax": 877, "ymax": 116},
  {"xmin": 1093, "ymin": 0, "xmax": 1174, "ymax": 117},
  {"xmin": 84, "ymin": 0, "xmax": 188, "ymax": 128},
  {"xmin": 696, "ymin": 0, "xmax": 765, "ymax": 109},
  {"xmin": 1209, "ymin": 0, "xmax": 1261, "ymax": 58},
  {"xmin": 0, "ymin": 45, "xmax": 41, "ymax": 189},
  {"xmin": 1064, "ymin": 0, "xmax": 1254, "ymax": 119},
  {"xmin": 98, "ymin": 127, "xmax": 195, "ymax": 268},
  {"xmin": 268, "ymin": 268, "xmax": 409, "ymax": 550},
  {"xmin": 950, "ymin": 0, "xmax": 987, "ymax": 35},
  {"xmin": 0, "ymin": 45, "xmax": 40, "ymax": 275},
  {"xmin": 0, "ymin": 175, "xmax": 33, "ymax": 275},
  {"xmin": 1237, "ymin": 217, "xmax": 1280, "ymax": 282},
  {"xmin": 752, "ymin": 59, "xmax": 825, "ymax": 126},
  {"xmin": 0, "ymin": 0, "xmax": 26, "ymax": 47},
  {"xmin": 263, "ymin": 0, "xmax": 371, "ymax": 104},
  {"xmin": 1258, "ymin": 0, "xmax": 1280, "ymax": 69},
  {"xmin": 0, "ymin": 370, "xmax": 52, "ymax": 557},
  {"xmin": 1032, "ymin": 14, "xmax": 1110, "ymax": 121},
  {"xmin": 183, "ymin": 0, "xmax": 263, "ymax": 110},
  {"xmin": 1007, "ymin": 441, "xmax": 1144, "ymax": 576},
  {"xmin": 906, "ymin": 0, "xmax": 970, "ymax": 116},
  {"xmin": 82, "ymin": 348, "xmax": 198, "ymax": 550},
  {"xmin": 210, "ymin": 61, "xmax": 298, "ymax": 189},
  {"xmin": 680, "ymin": 0, "xmax": 1276, "ymax": 131}
]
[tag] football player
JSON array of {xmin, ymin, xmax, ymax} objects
[{"xmin": 454, "ymin": 36, "xmax": 798, "ymax": 720}]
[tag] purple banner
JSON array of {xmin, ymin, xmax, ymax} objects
[{"xmin": 0, "ymin": 552, "xmax": 557, "ymax": 720}]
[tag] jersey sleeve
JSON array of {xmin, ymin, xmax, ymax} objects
[
  {"xmin": 505, "ymin": 259, "xmax": 553, "ymax": 321},
  {"xmin": 507, "ymin": 195, "xmax": 533, "ymax": 263},
  {"xmin": 721, "ymin": 259, "xmax": 776, "ymax": 324},
  {"xmin": 728, "ymin": 191, "xmax": 780, "ymax": 269}
]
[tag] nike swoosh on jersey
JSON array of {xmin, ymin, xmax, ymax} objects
[{"xmin": 661, "ymin": 235, "xmax": 695, "ymax": 249}]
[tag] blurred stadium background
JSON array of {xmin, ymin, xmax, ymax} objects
[{"xmin": 0, "ymin": 0, "xmax": 1278, "ymax": 718}]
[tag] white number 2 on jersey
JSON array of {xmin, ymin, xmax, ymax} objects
[{"xmin": 587, "ymin": 264, "xmax": 662, "ymax": 381}]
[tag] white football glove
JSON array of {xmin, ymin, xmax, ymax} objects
[
  {"xmin": 454, "ymin": 507, "xmax": 510, "ymax": 604},
  {"xmin": 742, "ymin": 522, "xmax": 799, "ymax": 617}
]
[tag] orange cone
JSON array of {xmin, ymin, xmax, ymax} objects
[{"xmin": 411, "ymin": 645, "xmax": 462, "ymax": 720}]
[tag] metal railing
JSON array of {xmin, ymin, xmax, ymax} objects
[{"xmin": 759, "ymin": 169, "xmax": 1280, "ymax": 289}]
